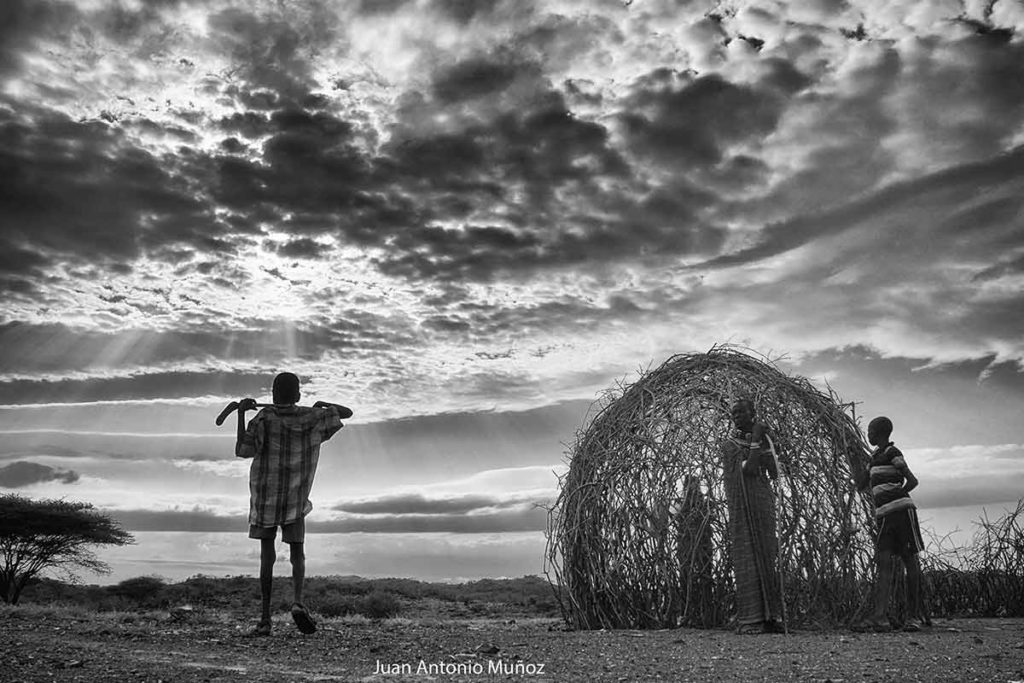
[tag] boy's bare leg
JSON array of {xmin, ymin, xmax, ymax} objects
[
  {"xmin": 289, "ymin": 542, "xmax": 305, "ymax": 605},
  {"xmin": 871, "ymin": 548, "xmax": 894, "ymax": 622},
  {"xmin": 288, "ymin": 542, "xmax": 317, "ymax": 633},
  {"xmin": 259, "ymin": 538, "xmax": 276, "ymax": 624},
  {"xmin": 904, "ymin": 553, "xmax": 923, "ymax": 620}
]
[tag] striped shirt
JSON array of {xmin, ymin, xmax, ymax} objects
[
  {"xmin": 238, "ymin": 405, "xmax": 344, "ymax": 527},
  {"xmin": 868, "ymin": 442, "xmax": 916, "ymax": 518}
]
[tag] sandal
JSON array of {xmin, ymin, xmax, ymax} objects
[
  {"xmin": 249, "ymin": 619, "xmax": 271, "ymax": 637},
  {"xmin": 291, "ymin": 602, "xmax": 317, "ymax": 634}
]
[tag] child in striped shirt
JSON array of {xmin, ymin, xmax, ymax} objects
[{"xmin": 853, "ymin": 416, "xmax": 926, "ymax": 632}]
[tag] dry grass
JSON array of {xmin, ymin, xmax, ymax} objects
[
  {"xmin": 923, "ymin": 499, "xmax": 1024, "ymax": 618},
  {"xmin": 544, "ymin": 345, "xmax": 877, "ymax": 629}
]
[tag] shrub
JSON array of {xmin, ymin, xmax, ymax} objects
[
  {"xmin": 317, "ymin": 595, "xmax": 359, "ymax": 617},
  {"xmin": 359, "ymin": 590, "xmax": 401, "ymax": 619},
  {"xmin": 315, "ymin": 590, "xmax": 401, "ymax": 619},
  {"xmin": 109, "ymin": 576, "xmax": 167, "ymax": 608}
]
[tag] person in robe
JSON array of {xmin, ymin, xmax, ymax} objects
[{"xmin": 721, "ymin": 398, "xmax": 785, "ymax": 633}]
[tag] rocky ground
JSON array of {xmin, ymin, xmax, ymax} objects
[{"xmin": 2, "ymin": 606, "xmax": 1023, "ymax": 682}]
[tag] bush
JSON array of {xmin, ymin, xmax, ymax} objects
[
  {"xmin": 360, "ymin": 590, "xmax": 401, "ymax": 619},
  {"xmin": 317, "ymin": 595, "xmax": 359, "ymax": 617},
  {"xmin": 315, "ymin": 590, "xmax": 401, "ymax": 619},
  {"xmin": 109, "ymin": 576, "xmax": 167, "ymax": 608}
]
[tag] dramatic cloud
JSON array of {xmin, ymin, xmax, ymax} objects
[
  {"xmin": 1, "ymin": 2, "xmax": 1020, "ymax": 409},
  {"xmin": 0, "ymin": 460, "xmax": 79, "ymax": 487}
]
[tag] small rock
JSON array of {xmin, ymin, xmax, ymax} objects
[
  {"xmin": 476, "ymin": 644, "xmax": 500, "ymax": 655},
  {"xmin": 973, "ymin": 636, "xmax": 984, "ymax": 644},
  {"xmin": 66, "ymin": 661, "xmax": 84, "ymax": 669}
]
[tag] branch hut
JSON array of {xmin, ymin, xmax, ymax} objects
[{"xmin": 545, "ymin": 346, "xmax": 876, "ymax": 629}]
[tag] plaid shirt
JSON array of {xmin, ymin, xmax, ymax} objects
[{"xmin": 237, "ymin": 405, "xmax": 344, "ymax": 527}]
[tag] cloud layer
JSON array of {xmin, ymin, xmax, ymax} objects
[{"xmin": 0, "ymin": 0, "xmax": 1022, "ymax": 421}]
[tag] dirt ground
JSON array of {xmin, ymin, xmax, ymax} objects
[{"xmin": 2, "ymin": 607, "xmax": 1023, "ymax": 682}]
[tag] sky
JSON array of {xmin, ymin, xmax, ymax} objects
[{"xmin": 1, "ymin": 0, "xmax": 1023, "ymax": 585}]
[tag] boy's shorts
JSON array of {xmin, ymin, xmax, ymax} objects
[
  {"xmin": 876, "ymin": 508, "xmax": 924, "ymax": 557},
  {"xmin": 249, "ymin": 518, "xmax": 305, "ymax": 544}
]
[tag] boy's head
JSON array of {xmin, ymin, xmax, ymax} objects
[
  {"xmin": 867, "ymin": 416, "xmax": 893, "ymax": 446},
  {"xmin": 272, "ymin": 372, "xmax": 301, "ymax": 405}
]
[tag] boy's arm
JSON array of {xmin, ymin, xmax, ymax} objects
[
  {"xmin": 850, "ymin": 445, "xmax": 871, "ymax": 492},
  {"xmin": 314, "ymin": 400, "xmax": 353, "ymax": 419},
  {"xmin": 312, "ymin": 401, "xmax": 352, "ymax": 442},
  {"xmin": 235, "ymin": 398, "xmax": 259, "ymax": 458},
  {"xmin": 892, "ymin": 451, "xmax": 919, "ymax": 494}
]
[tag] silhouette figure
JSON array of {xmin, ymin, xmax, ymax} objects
[
  {"xmin": 232, "ymin": 372, "xmax": 352, "ymax": 636},
  {"xmin": 853, "ymin": 416, "xmax": 926, "ymax": 632}
]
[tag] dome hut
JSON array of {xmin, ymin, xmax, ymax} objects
[{"xmin": 544, "ymin": 346, "xmax": 876, "ymax": 629}]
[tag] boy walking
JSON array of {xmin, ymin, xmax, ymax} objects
[
  {"xmin": 235, "ymin": 372, "xmax": 352, "ymax": 636},
  {"xmin": 854, "ymin": 416, "xmax": 926, "ymax": 632}
]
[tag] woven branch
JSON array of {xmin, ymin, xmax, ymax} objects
[{"xmin": 544, "ymin": 345, "xmax": 876, "ymax": 629}]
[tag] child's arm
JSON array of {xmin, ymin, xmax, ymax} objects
[
  {"xmin": 235, "ymin": 398, "xmax": 258, "ymax": 458},
  {"xmin": 892, "ymin": 451, "xmax": 919, "ymax": 494},
  {"xmin": 313, "ymin": 400, "xmax": 353, "ymax": 420},
  {"xmin": 312, "ymin": 401, "xmax": 352, "ymax": 442},
  {"xmin": 848, "ymin": 444, "xmax": 871, "ymax": 492}
]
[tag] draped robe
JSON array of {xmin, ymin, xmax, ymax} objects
[{"xmin": 721, "ymin": 431, "xmax": 784, "ymax": 626}]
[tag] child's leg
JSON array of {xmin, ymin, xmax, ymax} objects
[
  {"xmin": 287, "ymin": 541, "xmax": 316, "ymax": 634},
  {"xmin": 871, "ymin": 548, "xmax": 894, "ymax": 621},
  {"xmin": 259, "ymin": 537, "xmax": 276, "ymax": 622},
  {"xmin": 904, "ymin": 552, "xmax": 922, "ymax": 619},
  {"xmin": 289, "ymin": 542, "xmax": 305, "ymax": 605}
]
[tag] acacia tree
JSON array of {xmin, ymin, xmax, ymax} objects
[{"xmin": 0, "ymin": 494, "xmax": 134, "ymax": 604}]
